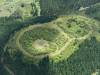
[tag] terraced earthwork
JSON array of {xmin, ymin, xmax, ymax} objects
[{"xmin": 4, "ymin": 15, "xmax": 94, "ymax": 64}]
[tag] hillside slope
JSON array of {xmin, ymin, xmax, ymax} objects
[
  {"xmin": 0, "ymin": 0, "xmax": 100, "ymax": 75},
  {"xmin": 40, "ymin": 0, "xmax": 100, "ymax": 15}
]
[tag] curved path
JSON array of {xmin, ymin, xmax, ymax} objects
[
  {"xmin": 15, "ymin": 24, "xmax": 92, "ymax": 59},
  {"xmin": 49, "ymin": 26, "xmax": 92, "ymax": 58}
]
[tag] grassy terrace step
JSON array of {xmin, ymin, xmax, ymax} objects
[
  {"xmin": 52, "ymin": 15, "xmax": 94, "ymax": 37},
  {"xmin": 18, "ymin": 25, "xmax": 68, "ymax": 56}
]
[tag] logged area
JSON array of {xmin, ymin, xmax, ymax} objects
[{"xmin": 0, "ymin": 0, "xmax": 100, "ymax": 75}]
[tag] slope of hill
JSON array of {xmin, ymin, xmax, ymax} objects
[
  {"xmin": 0, "ymin": 0, "xmax": 100, "ymax": 75},
  {"xmin": 40, "ymin": 0, "xmax": 100, "ymax": 15}
]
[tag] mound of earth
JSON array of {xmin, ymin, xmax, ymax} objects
[{"xmin": 4, "ymin": 15, "xmax": 97, "ymax": 64}]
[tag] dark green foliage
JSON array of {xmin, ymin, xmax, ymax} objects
[
  {"xmin": 40, "ymin": 0, "xmax": 100, "ymax": 16},
  {"xmin": 39, "ymin": 37, "xmax": 100, "ymax": 75},
  {"xmin": 85, "ymin": 3, "xmax": 100, "ymax": 20}
]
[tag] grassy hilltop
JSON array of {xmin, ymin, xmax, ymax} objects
[{"xmin": 0, "ymin": 0, "xmax": 100, "ymax": 75}]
